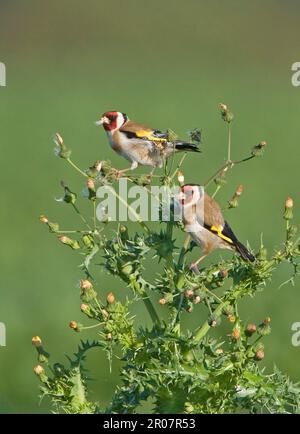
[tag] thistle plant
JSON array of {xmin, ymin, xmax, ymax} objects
[{"xmin": 33, "ymin": 105, "xmax": 300, "ymax": 414}]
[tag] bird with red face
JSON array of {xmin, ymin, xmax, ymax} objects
[
  {"xmin": 95, "ymin": 111, "xmax": 200, "ymax": 172},
  {"xmin": 178, "ymin": 184, "xmax": 255, "ymax": 269}
]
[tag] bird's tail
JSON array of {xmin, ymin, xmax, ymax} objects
[
  {"xmin": 175, "ymin": 141, "xmax": 201, "ymax": 152},
  {"xmin": 234, "ymin": 241, "xmax": 255, "ymax": 262}
]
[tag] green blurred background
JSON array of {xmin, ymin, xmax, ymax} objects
[{"xmin": 1, "ymin": 0, "xmax": 300, "ymax": 413}]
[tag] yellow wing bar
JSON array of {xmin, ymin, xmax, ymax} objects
[
  {"xmin": 210, "ymin": 225, "xmax": 234, "ymax": 244},
  {"xmin": 134, "ymin": 130, "xmax": 167, "ymax": 142}
]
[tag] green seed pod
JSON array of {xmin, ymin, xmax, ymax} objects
[
  {"xmin": 284, "ymin": 197, "xmax": 293, "ymax": 220},
  {"xmin": 257, "ymin": 245, "xmax": 267, "ymax": 260},
  {"xmin": 120, "ymin": 262, "xmax": 134, "ymax": 277},
  {"xmin": 64, "ymin": 191, "xmax": 77, "ymax": 204},
  {"xmin": 37, "ymin": 346, "xmax": 50, "ymax": 363},
  {"xmin": 48, "ymin": 221, "xmax": 60, "ymax": 233},
  {"xmin": 82, "ymin": 234, "xmax": 94, "ymax": 249},
  {"xmin": 58, "ymin": 235, "xmax": 80, "ymax": 250}
]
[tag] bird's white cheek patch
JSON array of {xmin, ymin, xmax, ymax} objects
[{"xmin": 116, "ymin": 114, "xmax": 126, "ymax": 129}]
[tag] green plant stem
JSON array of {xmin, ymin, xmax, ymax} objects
[
  {"xmin": 204, "ymin": 161, "xmax": 232, "ymax": 188},
  {"xmin": 171, "ymin": 153, "xmax": 187, "ymax": 180},
  {"xmin": 93, "ymin": 201, "xmax": 97, "ymax": 230},
  {"xmin": 171, "ymin": 235, "xmax": 192, "ymax": 326},
  {"xmin": 142, "ymin": 292, "xmax": 161, "ymax": 325},
  {"xmin": 82, "ymin": 322, "xmax": 105, "ymax": 330},
  {"xmin": 165, "ymin": 219, "xmax": 174, "ymax": 269},
  {"xmin": 56, "ymin": 230, "xmax": 93, "ymax": 234},
  {"xmin": 227, "ymin": 123, "xmax": 232, "ymax": 162},
  {"xmin": 286, "ymin": 219, "xmax": 290, "ymax": 241},
  {"xmin": 130, "ymin": 277, "xmax": 160, "ymax": 325},
  {"xmin": 194, "ymin": 284, "xmax": 223, "ymax": 303},
  {"xmin": 235, "ymin": 155, "xmax": 255, "ymax": 164},
  {"xmin": 194, "ymin": 300, "xmax": 230, "ymax": 342},
  {"xmin": 66, "ymin": 158, "xmax": 88, "ymax": 178},
  {"xmin": 106, "ymin": 186, "xmax": 150, "ymax": 234},
  {"xmin": 177, "ymin": 234, "xmax": 191, "ymax": 269},
  {"xmin": 212, "ymin": 185, "xmax": 221, "ymax": 199},
  {"xmin": 72, "ymin": 204, "xmax": 93, "ymax": 232},
  {"xmin": 204, "ymin": 153, "xmax": 255, "ymax": 190}
]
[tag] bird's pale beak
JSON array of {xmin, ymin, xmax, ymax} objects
[{"xmin": 95, "ymin": 116, "xmax": 109, "ymax": 126}]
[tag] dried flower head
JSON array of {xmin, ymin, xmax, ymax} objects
[
  {"xmin": 246, "ymin": 324, "xmax": 257, "ymax": 335},
  {"xmin": 251, "ymin": 140, "xmax": 267, "ymax": 157},
  {"xmin": 232, "ymin": 328, "xmax": 240, "ymax": 340},
  {"xmin": 54, "ymin": 133, "xmax": 64, "ymax": 146},
  {"xmin": 33, "ymin": 365, "xmax": 45, "ymax": 376},
  {"xmin": 184, "ymin": 289, "xmax": 194, "ymax": 298},
  {"xmin": 101, "ymin": 309, "xmax": 109, "ymax": 320},
  {"xmin": 94, "ymin": 160, "xmax": 102, "ymax": 172},
  {"xmin": 219, "ymin": 269, "xmax": 228, "ymax": 279},
  {"xmin": 228, "ymin": 314, "xmax": 236, "ymax": 324},
  {"xmin": 58, "ymin": 235, "xmax": 80, "ymax": 250},
  {"xmin": 32, "ymin": 336, "xmax": 42, "ymax": 346},
  {"xmin": 39, "ymin": 215, "xmax": 48, "ymax": 223},
  {"xmin": 80, "ymin": 303, "xmax": 90, "ymax": 314},
  {"xmin": 255, "ymin": 350, "xmax": 265, "ymax": 361},
  {"xmin": 80, "ymin": 279, "xmax": 93, "ymax": 290},
  {"xmin": 106, "ymin": 292, "xmax": 115, "ymax": 304},
  {"xmin": 69, "ymin": 320, "xmax": 78, "ymax": 330},
  {"xmin": 284, "ymin": 197, "xmax": 293, "ymax": 220},
  {"xmin": 177, "ymin": 171, "xmax": 185, "ymax": 184},
  {"xmin": 87, "ymin": 178, "xmax": 95, "ymax": 190},
  {"xmin": 53, "ymin": 133, "xmax": 71, "ymax": 159},
  {"xmin": 58, "ymin": 235, "xmax": 68, "ymax": 244},
  {"xmin": 194, "ymin": 295, "xmax": 201, "ymax": 304},
  {"xmin": 285, "ymin": 197, "xmax": 293, "ymax": 209},
  {"xmin": 219, "ymin": 103, "xmax": 228, "ymax": 111}
]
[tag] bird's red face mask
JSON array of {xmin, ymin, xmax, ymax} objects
[
  {"xmin": 179, "ymin": 185, "xmax": 198, "ymax": 205},
  {"xmin": 95, "ymin": 111, "xmax": 127, "ymax": 132},
  {"xmin": 95, "ymin": 111, "xmax": 118, "ymax": 131}
]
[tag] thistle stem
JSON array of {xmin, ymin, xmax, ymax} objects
[
  {"xmin": 194, "ymin": 300, "xmax": 230, "ymax": 342},
  {"xmin": 106, "ymin": 186, "xmax": 150, "ymax": 234},
  {"xmin": 72, "ymin": 204, "xmax": 93, "ymax": 232},
  {"xmin": 177, "ymin": 234, "xmax": 191, "ymax": 269},
  {"xmin": 131, "ymin": 278, "xmax": 160, "ymax": 325},
  {"xmin": 82, "ymin": 322, "xmax": 105, "ymax": 330},
  {"xmin": 227, "ymin": 123, "xmax": 232, "ymax": 162},
  {"xmin": 142, "ymin": 292, "xmax": 161, "ymax": 325},
  {"xmin": 93, "ymin": 201, "xmax": 97, "ymax": 230},
  {"xmin": 171, "ymin": 153, "xmax": 187, "ymax": 180},
  {"xmin": 66, "ymin": 158, "xmax": 88, "ymax": 178},
  {"xmin": 56, "ymin": 230, "xmax": 93, "ymax": 234},
  {"xmin": 212, "ymin": 185, "xmax": 221, "ymax": 199}
]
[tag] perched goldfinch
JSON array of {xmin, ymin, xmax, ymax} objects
[
  {"xmin": 95, "ymin": 111, "xmax": 200, "ymax": 171},
  {"xmin": 179, "ymin": 184, "xmax": 255, "ymax": 267}
]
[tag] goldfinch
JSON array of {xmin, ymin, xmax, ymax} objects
[
  {"xmin": 95, "ymin": 111, "xmax": 200, "ymax": 171},
  {"xmin": 179, "ymin": 184, "xmax": 255, "ymax": 267}
]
